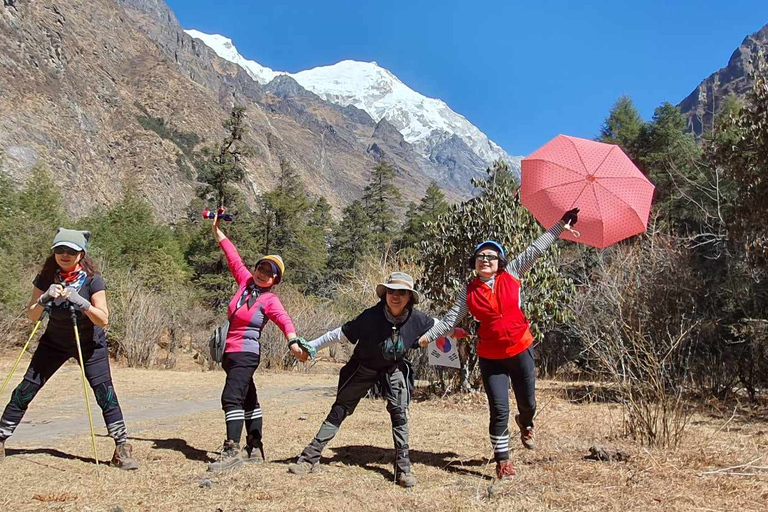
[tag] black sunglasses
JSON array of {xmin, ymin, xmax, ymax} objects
[
  {"xmin": 255, "ymin": 263, "xmax": 275, "ymax": 277},
  {"xmin": 386, "ymin": 289, "xmax": 409, "ymax": 297},
  {"xmin": 53, "ymin": 246, "xmax": 81, "ymax": 256},
  {"xmin": 475, "ymin": 254, "xmax": 499, "ymax": 262}
]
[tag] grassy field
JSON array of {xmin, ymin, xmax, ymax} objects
[{"xmin": 0, "ymin": 356, "xmax": 766, "ymax": 511}]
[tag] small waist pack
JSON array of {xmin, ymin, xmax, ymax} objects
[
  {"xmin": 209, "ymin": 320, "xmax": 229, "ymax": 364},
  {"xmin": 382, "ymin": 327, "xmax": 407, "ymax": 362}
]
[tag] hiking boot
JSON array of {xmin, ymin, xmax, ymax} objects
[
  {"xmin": 495, "ymin": 459, "xmax": 516, "ymax": 480},
  {"xmin": 110, "ymin": 442, "xmax": 139, "ymax": 470},
  {"xmin": 242, "ymin": 442, "xmax": 265, "ymax": 463},
  {"xmin": 396, "ymin": 471, "xmax": 417, "ymax": 488},
  {"xmin": 287, "ymin": 458, "xmax": 320, "ymax": 475},
  {"xmin": 515, "ymin": 414, "xmax": 536, "ymax": 450},
  {"xmin": 207, "ymin": 440, "xmax": 243, "ymax": 472}
]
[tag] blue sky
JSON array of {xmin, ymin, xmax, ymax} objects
[{"xmin": 167, "ymin": 0, "xmax": 767, "ymax": 156}]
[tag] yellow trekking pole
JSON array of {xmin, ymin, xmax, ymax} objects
[
  {"xmin": 0, "ymin": 304, "xmax": 51, "ymax": 396},
  {"xmin": 70, "ymin": 306, "xmax": 99, "ymax": 467}
]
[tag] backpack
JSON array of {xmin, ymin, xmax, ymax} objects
[
  {"xmin": 208, "ymin": 320, "xmax": 230, "ymax": 364},
  {"xmin": 209, "ymin": 303, "xmax": 242, "ymax": 364}
]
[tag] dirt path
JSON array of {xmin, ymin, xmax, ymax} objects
[
  {"xmin": 1, "ymin": 360, "xmax": 338, "ymax": 443},
  {"xmin": 13, "ymin": 382, "xmax": 336, "ymax": 443}
]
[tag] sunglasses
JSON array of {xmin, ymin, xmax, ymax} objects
[
  {"xmin": 255, "ymin": 264, "xmax": 275, "ymax": 277},
  {"xmin": 475, "ymin": 254, "xmax": 499, "ymax": 262},
  {"xmin": 386, "ymin": 289, "xmax": 409, "ymax": 297},
  {"xmin": 53, "ymin": 246, "xmax": 81, "ymax": 256}
]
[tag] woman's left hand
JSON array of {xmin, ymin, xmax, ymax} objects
[
  {"xmin": 63, "ymin": 287, "xmax": 91, "ymax": 312},
  {"xmin": 561, "ymin": 207, "xmax": 580, "ymax": 227}
]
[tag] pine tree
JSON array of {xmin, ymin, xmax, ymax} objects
[
  {"xmin": 638, "ymin": 102, "xmax": 702, "ymax": 225},
  {"xmin": 258, "ymin": 161, "xmax": 328, "ymax": 289},
  {"xmin": 362, "ymin": 161, "xmax": 402, "ymax": 249},
  {"xmin": 399, "ymin": 181, "xmax": 450, "ymax": 250},
  {"xmin": 328, "ymin": 200, "xmax": 374, "ymax": 272},
  {"xmin": 196, "ymin": 106, "xmax": 249, "ymax": 208},
  {"xmin": 599, "ymin": 95, "xmax": 644, "ymax": 161}
]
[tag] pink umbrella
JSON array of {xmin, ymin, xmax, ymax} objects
[{"xmin": 520, "ymin": 135, "xmax": 655, "ymax": 249}]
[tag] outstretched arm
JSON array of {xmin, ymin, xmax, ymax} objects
[
  {"xmin": 291, "ymin": 327, "xmax": 348, "ymax": 361},
  {"xmin": 263, "ymin": 295, "xmax": 297, "ymax": 341},
  {"xmin": 418, "ymin": 288, "xmax": 469, "ymax": 347}
]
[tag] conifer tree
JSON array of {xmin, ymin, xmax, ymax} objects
[
  {"xmin": 258, "ymin": 161, "xmax": 329, "ymax": 289},
  {"xmin": 329, "ymin": 200, "xmax": 374, "ymax": 272},
  {"xmin": 599, "ymin": 95, "xmax": 644, "ymax": 161},
  {"xmin": 362, "ymin": 161, "xmax": 401, "ymax": 249},
  {"xmin": 196, "ymin": 106, "xmax": 249, "ymax": 208},
  {"xmin": 399, "ymin": 181, "xmax": 449, "ymax": 250}
]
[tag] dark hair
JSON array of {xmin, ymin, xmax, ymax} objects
[
  {"xmin": 467, "ymin": 251, "xmax": 509, "ymax": 273},
  {"xmin": 39, "ymin": 252, "xmax": 100, "ymax": 283}
]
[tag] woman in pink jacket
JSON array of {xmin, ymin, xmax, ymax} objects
[{"xmin": 208, "ymin": 210, "xmax": 300, "ymax": 472}]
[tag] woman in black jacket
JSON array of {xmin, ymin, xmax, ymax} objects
[{"xmin": 287, "ymin": 272, "xmax": 434, "ymax": 487}]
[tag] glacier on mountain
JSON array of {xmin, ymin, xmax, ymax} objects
[{"xmin": 185, "ymin": 29, "xmax": 519, "ymax": 170}]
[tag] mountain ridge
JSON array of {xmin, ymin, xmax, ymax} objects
[
  {"xmin": 678, "ymin": 22, "xmax": 768, "ymax": 135},
  {"xmin": 183, "ymin": 30, "xmax": 519, "ymax": 174}
]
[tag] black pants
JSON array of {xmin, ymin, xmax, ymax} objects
[
  {"xmin": 479, "ymin": 347, "xmax": 536, "ymax": 462},
  {"xmin": 220, "ymin": 351, "xmax": 262, "ymax": 446},
  {"xmin": 0, "ymin": 339, "xmax": 127, "ymax": 444},
  {"xmin": 299, "ymin": 360, "xmax": 412, "ymax": 475}
]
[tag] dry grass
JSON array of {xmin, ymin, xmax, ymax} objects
[{"xmin": 0, "ymin": 356, "xmax": 766, "ymax": 511}]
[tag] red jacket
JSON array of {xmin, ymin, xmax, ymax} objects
[{"xmin": 466, "ymin": 271, "xmax": 534, "ymax": 359}]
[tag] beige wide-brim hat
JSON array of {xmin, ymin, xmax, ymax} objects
[{"xmin": 375, "ymin": 271, "xmax": 421, "ymax": 304}]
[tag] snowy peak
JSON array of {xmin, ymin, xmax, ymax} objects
[
  {"xmin": 184, "ymin": 29, "xmax": 517, "ymax": 170},
  {"xmin": 185, "ymin": 29, "xmax": 281, "ymax": 84}
]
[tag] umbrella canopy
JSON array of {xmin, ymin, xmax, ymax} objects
[{"xmin": 521, "ymin": 135, "xmax": 655, "ymax": 248}]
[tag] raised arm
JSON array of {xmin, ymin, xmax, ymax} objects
[
  {"xmin": 213, "ymin": 211, "xmax": 252, "ymax": 286},
  {"xmin": 507, "ymin": 208, "xmax": 578, "ymax": 278},
  {"xmin": 506, "ymin": 221, "xmax": 565, "ymax": 279}
]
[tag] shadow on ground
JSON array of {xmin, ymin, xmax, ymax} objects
[
  {"xmin": 130, "ymin": 436, "xmax": 214, "ymax": 462},
  {"xmin": 5, "ymin": 447, "xmax": 106, "ymax": 466},
  {"xmin": 275, "ymin": 444, "xmax": 492, "ymax": 481}
]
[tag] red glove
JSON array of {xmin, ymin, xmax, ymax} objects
[{"xmin": 451, "ymin": 327, "xmax": 469, "ymax": 339}]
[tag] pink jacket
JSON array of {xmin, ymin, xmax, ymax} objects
[{"xmin": 220, "ymin": 238, "xmax": 295, "ymax": 354}]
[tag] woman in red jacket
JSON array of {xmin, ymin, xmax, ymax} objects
[{"xmin": 419, "ymin": 208, "xmax": 578, "ymax": 480}]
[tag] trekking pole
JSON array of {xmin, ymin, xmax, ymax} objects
[
  {"xmin": 70, "ymin": 305, "xmax": 99, "ymax": 467},
  {"xmin": 0, "ymin": 303, "xmax": 51, "ymax": 396}
]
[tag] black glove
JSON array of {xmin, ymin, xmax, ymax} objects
[{"xmin": 561, "ymin": 208, "xmax": 580, "ymax": 227}]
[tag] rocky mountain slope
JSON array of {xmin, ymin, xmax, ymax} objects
[
  {"xmin": 0, "ymin": 0, "xmax": 513, "ymax": 220},
  {"xmin": 679, "ymin": 22, "xmax": 768, "ymax": 135}
]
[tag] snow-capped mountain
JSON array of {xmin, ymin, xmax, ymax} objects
[{"xmin": 185, "ymin": 30, "xmax": 519, "ymax": 170}]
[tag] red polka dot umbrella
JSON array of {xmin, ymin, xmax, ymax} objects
[{"xmin": 521, "ymin": 135, "xmax": 655, "ymax": 249}]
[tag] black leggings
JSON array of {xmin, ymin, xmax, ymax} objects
[
  {"xmin": 479, "ymin": 347, "xmax": 536, "ymax": 461},
  {"xmin": 220, "ymin": 351, "xmax": 262, "ymax": 446},
  {"xmin": 0, "ymin": 340, "xmax": 127, "ymax": 444}
]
